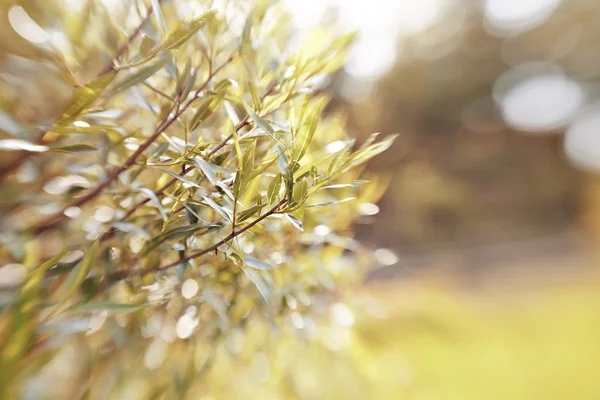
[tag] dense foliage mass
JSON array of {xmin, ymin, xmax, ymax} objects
[{"xmin": 0, "ymin": 0, "xmax": 394, "ymax": 397}]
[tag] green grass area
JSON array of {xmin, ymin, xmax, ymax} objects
[{"xmin": 196, "ymin": 277, "xmax": 600, "ymax": 400}]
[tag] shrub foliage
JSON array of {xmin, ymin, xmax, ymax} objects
[{"xmin": 0, "ymin": 0, "xmax": 394, "ymax": 397}]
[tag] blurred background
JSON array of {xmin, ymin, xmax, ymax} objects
[
  {"xmin": 284, "ymin": 0, "xmax": 600, "ymax": 398},
  {"xmin": 4, "ymin": 0, "xmax": 600, "ymax": 398},
  {"xmin": 287, "ymin": 0, "xmax": 600, "ymax": 280}
]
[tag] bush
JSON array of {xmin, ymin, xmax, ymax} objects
[{"xmin": 0, "ymin": 0, "xmax": 394, "ymax": 397}]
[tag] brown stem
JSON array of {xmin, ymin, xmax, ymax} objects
[
  {"xmin": 29, "ymin": 56, "xmax": 236, "ymax": 235},
  {"xmin": 110, "ymin": 198, "xmax": 286, "ymax": 279}
]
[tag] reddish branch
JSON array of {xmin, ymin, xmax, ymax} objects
[{"xmin": 109, "ymin": 198, "xmax": 287, "ymax": 279}]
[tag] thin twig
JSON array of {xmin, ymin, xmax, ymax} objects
[
  {"xmin": 141, "ymin": 82, "xmax": 176, "ymax": 102},
  {"xmin": 110, "ymin": 198, "xmax": 286, "ymax": 279}
]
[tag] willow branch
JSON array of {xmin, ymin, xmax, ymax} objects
[
  {"xmin": 29, "ymin": 55, "xmax": 236, "ymax": 235},
  {"xmin": 110, "ymin": 198, "xmax": 287, "ymax": 279},
  {"xmin": 100, "ymin": 80, "xmax": 278, "ymax": 240}
]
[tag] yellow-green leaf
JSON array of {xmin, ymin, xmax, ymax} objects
[
  {"xmin": 189, "ymin": 81, "xmax": 231, "ymax": 131},
  {"xmin": 151, "ymin": 0, "xmax": 167, "ymax": 36},
  {"xmin": 292, "ymin": 178, "xmax": 308, "ymax": 206},
  {"xmin": 192, "ymin": 157, "xmax": 218, "ymax": 186},
  {"xmin": 244, "ymin": 257, "xmax": 277, "ymax": 270},
  {"xmin": 285, "ymin": 214, "xmax": 303, "ymax": 231},
  {"xmin": 48, "ymin": 144, "xmax": 97, "ymax": 153},
  {"xmin": 160, "ymin": 11, "xmax": 216, "ymax": 51},
  {"xmin": 160, "ymin": 168, "xmax": 202, "ymax": 188},
  {"xmin": 202, "ymin": 196, "xmax": 232, "ymax": 221},
  {"xmin": 52, "ymin": 240, "xmax": 98, "ymax": 315},
  {"xmin": 73, "ymin": 302, "xmax": 147, "ymax": 313},
  {"xmin": 244, "ymin": 102, "xmax": 275, "ymax": 136},
  {"xmin": 110, "ymin": 55, "xmax": 170, "ymax": 93},
  {"xmin": 295, "ymin": 98, "xmax": 325, "ymax": 161},
  {"xmin": 57, "ymin": 71, "xmax": 117, "ymax": 125},
  {"xmin": 267, "ymin": 174, "xmax": 283, "ymax": 205}
]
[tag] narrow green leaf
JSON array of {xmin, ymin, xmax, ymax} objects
[
  {"xmin": 53, "ymin": 241, "xmax": 98, "ymax": 313},
  {"xmin": 202, "ymin": 196, "xmax": 232, "ymax": 221},
  {"xmin": 235, "ymin": 205, "xmax": 260, "ymax": 224},
  {"xmin": 192, "ymin": 157, "xmax": 218, "ymax": 186},
  {"xmin": 348, "ymin": 134, "xmax": 399, "ymax": 168},
  {"xmin": 292, "ymin": 179, "xmax": 308, "ymax": 205},
  {"xmin": 216, "ymin": 182, "xmax": 235, "ymax": 201},
  {"xmin": 73, "ymin": 302, "xmax": 146, "ymax": 313},
  {"xmin": 151, "ymin": 0, "xmax": 167, "ymax": 36},
  {"xmin": 48, "ymin": 144, "xmax": 97, "ymax": 153},
  {"xmin": 306, "ymin": 197, "xmax": 356, "ymax": 209},
  {"xmin": 267, "ymin": 174, "xmax": 283, "ymax": 205},
  {"xmin": 57, "ymin": 71, "xmax": 117, "ymax": 125},
  {"xmin": 184, "ymin": 204, "xmax": 201, "ymax": 224},
  {"xmin": 189, "ymin": 97, "xmax": 221, "ymax": 132},
  {"xmin": 321, "ymin": 181, "xmax": 369, "ymax": 189},
  {"xmin": 148, "ymin": 141, "xmax": 170, "ymax": 160},
  {"xmin": 224, "ymin": 101, "xmax": 241, "ymax": 125},
  {"xmin": 310, "ymin": 165, "xmax": 319, "ymax": 179},
  {"xmin": 327, "ymin": 142, "xmax": 353, "ymax": 175},
  {"xmin": 233, "ymin": 171, "xmax": 243, "ymax": 198},
  {"xmin": 139, "ymin": 35, "xmax": 156, "ymax": 56},
  {"xmin": 285, "ymin": 214, "xmax": 303, "ymax": 231},
  {"xmin": 160, "ymin": 132, "xmax": 185, "ymax": 154},
  {"xmin": 245, "ymin": 153, "xmax": 278, "ymax": 182},
  {"xmin": 243, "ymin": 102, "xmax": 278, "ymax": 139},
  {"xmin": 139, "ymin": 187, "xmax": 168, "ymax": 221},
  {"xmin": 277, "ymin": 147, "xmax": 294, "ymax": 203},
  {"xmin": 244, "ymin": 257, "xmax": 277, "ymax": 270},
  {"xmin": 242, "ymin": 268, "xmax": 270, "ymax": 304},
  {"xmin": 178, "ymin": 61, "xmax": 196, "ymax": 100},
  {"xmin": 36, "ymin": 250, "xmax": 68, "ymax": 275},
  {"xmin": 160, "ymin": 11, "xmax": 216, "ymax": 51},
  {"xmin": 242, "ymin": 141, "xmax": 256, "ymax": 175},
  {"xmin": 296, "ymin": 93, "xmax": 311, "ymax": 130},
  {"xmin": 160, "ymin": 168, "xmax": 201, "ymax": 188},
  {"xmin": 248, "ymin": 81, "xmax": 261, "ymax": 110},
  {"xmin": 110, "ymin": 55, "xmax": 170, "ymax": 93},
  {"xmin": 295, "ymin": 98, "xmax": 324, "ymax": 161}
]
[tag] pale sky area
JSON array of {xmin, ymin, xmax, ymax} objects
[
  {"xmin": 285, "ymin": 0, "xmax": 445, "ymax": 79},
  {"xmin": 285, "ymin": 0, "xmax": 567, "ymax": 79}
]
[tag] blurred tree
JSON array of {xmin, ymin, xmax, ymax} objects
[{"xmin": 335, "ymin": 0, "xmax": 590, "ymax": 266}]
